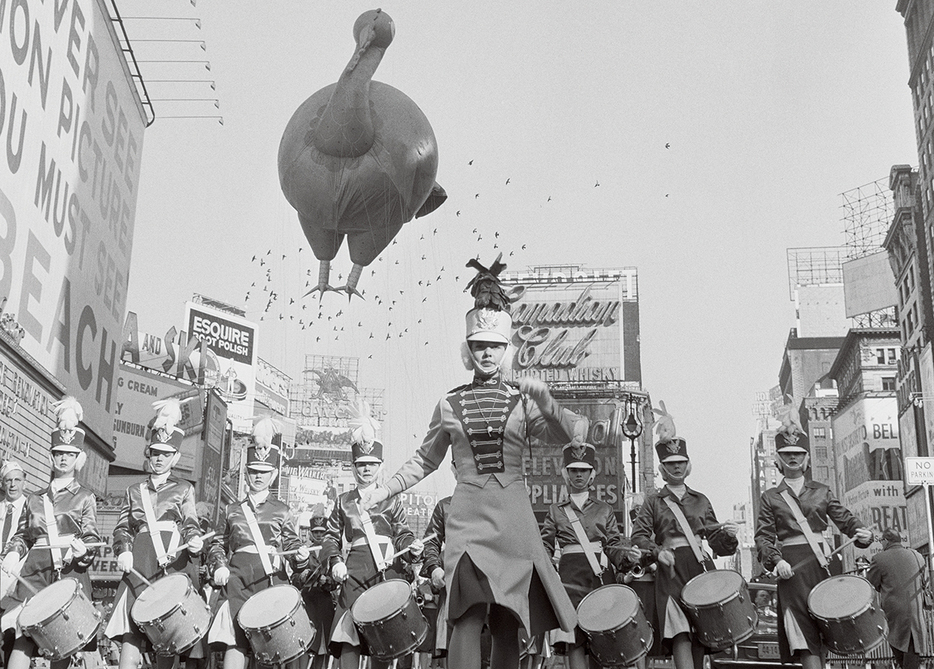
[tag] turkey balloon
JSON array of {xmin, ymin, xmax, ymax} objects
[{"xmin": 278, "ymin": 9, "xmax": 446, "ymax": 299}]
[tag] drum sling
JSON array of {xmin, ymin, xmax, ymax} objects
[
  {"xmin": 562, "ymin": 504, "xmax": 603, "ymax": 577},
  {"xmin": 357, "ymin": 501, "xmax": 389, "ymax": 572},
  {"xmin": 41, "ymin": 494, "xmax": 63, "ymax": 571},
  {"xmin": 779, "ymin": 490, "xmax": 828, "ymax": 570},
  {"xmin": 140, "ymin": 482, "xmax": 169, "ymax": 566},
  {"xmin": 662, "ymin": 497, "xmax": 705, "ymax": 565},
  {"xmin": 241, "ymin": 499, "xmax": 274, "ymax": 576}
]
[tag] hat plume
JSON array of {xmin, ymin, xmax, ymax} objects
[
  {"xmin": 348, "ymin": 399, "xmax": 379, "ymax": 446},
  {"xmin": 151, "ymin": 398, "xmax": 182, "ymax": 432},
  {"xmin": 51, "ymin": 396, "xmax": 83, "ymax": 431}
]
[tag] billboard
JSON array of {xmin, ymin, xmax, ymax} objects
[
  {"xmin": 201, "ymin": 389, "xmax": 227, "ymax": 525},
  {"xmin": 523, "ymin": 397, "xmax": 626, "ymax": 523},
  {"xmin": 500, "ymin": 266, "xmax": 640, "ymax": 385},
  {"xmin": 0, "ymin": 0, "xmax": 147, "ymax": 444},
  {"xmin": 255, "ymin": 357, "xmax": 289, "ymax": 416},
  {"xmin": 842, "ymin": 251, "xmax": 898, "ymax": 318},
  {"xmin": 289, "ymin": 355, "xmax": 384, "ymax": 429},
  {"xmin": 835, "ymin": 397, "xmax": 907, "ymax": 534},
  {"xmin": 185, "ymin": 302, "xmax": 256, "ymax": 432},
  {"xmin": 114, "ymin": 364, "xmax": 202, "ymax": 471}
]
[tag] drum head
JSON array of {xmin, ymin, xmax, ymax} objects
[
  {"xmin": 20, "ymin": 578, "xmax": 78, "ymax": 627},
  {"xmin": 808, "ymin": 575, "xmax": 872, "ymax": 620},
  {"xmin": 238, "ymin": 585, "xmax": 300, "ymax": 629},
  {"xmin": 577, "ymin": 584, "xmax": 639, "ymax": 633},
  {"xmin": 132, "ymin": 573, "xmax": 191, "ymax": 622},
  {"xmin": 681, "ymin": 570, "xmax": 744, "ymax": 607},
  {"xmin": 352, "ymin": 579, "xmax": 412, "ymax": 624}
]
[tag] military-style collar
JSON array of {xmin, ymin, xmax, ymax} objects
[
  {"xmin": 471, "ymin": 372, "xmax": 503, "ymax": 388},
  {"xmin": 43, "ymin": 478, "xmax": 81, "ymax": 496},
  {"xmin": 145, "ymin": 475, "xmax": 180, "ymax": 492},
  {"xmin": 558, "ymin": 494, "xmax": 593, "ymax": 511},
  {"xmin": 660, "ymin": 484, "xmax": 698, "ymax": 501},
  {"xmin": 776, "ymin": 478, "xmax": 818, "ymax": 495}
]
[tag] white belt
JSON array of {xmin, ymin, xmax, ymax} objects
[
  {"xmin": 784, "ymin": 535, "xmax": 825, "ymax": 549},
  {"xmin": 562, "ymin": 542, "xmax": 608, "ymax": 567},
  {"xmin": 140, "ymin": 522, "xmax": 178, "ymax": 533},
  {"xmin": 35, "ymin": 534, "xmax": 76, "ymax": 548},
  {"xmin": 350, "ymin": 535, "xmax": 392, "ymax": 549},
  {"xmin": 665, "ymin": 536, "xmax": 702, "ymax": 549}
]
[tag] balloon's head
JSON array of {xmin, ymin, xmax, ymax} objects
[{"xmin": 354, "ymin": 9, "xmax": 395, "ymax": 50}]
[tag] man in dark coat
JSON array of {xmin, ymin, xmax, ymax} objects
[{"xmin": 867, "ymin": 528, "xmax": 928, "ymax": 669}]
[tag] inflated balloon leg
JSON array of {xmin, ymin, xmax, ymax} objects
[
  {"xmin": 304, "ymin": 261, "xmax": 337, "ymax": 297},
  {"xmin": 342, "ymin": 264, "xmax": 365, "ymax": 300}
]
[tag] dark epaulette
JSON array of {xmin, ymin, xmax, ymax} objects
[{"xmin": 447, "ymin": 383, "xmax": 471, "ymax": 395}]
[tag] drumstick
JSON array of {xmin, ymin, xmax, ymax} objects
[
  {"xmin": 272, "ymin": 545, "xmax": 323, "ymax": 557},
  {"xmin": 0, "ymin": 564, "xmax": 39, "ymax": 596},
  {"xmin": 385, "ymin": 533, "xmax": 438, "ymax": 563},
  {"xmin": 168, "ymin": 531, "xmax": 217, "ymax": 556},
  {"xmin": 31, "ymin": 542, "xmax": 108, "ymax": 550},
  {"xmin": 788, "ymin": 535, "xmax": 863, "ymax": 573},
  {"xmin": 128, "ymin": 567, "xmax": 154, "ymax": 589}
]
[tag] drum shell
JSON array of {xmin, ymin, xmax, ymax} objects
[
  {"xmin": 680, "ymin": 570, "xmax": 757, "ymax": 651},
  {"xmin": 578, "ymin": 584, "xmax": 653, "ymax": 667},
  {"xmin": 807, "ymin": 575, "xmax": 888, "ymax": 655},
  {"xmin": 239, "ymin": 585, "xmax": 316, "ymax": 666},
  {"xmin": 131, "ymin": 574, "xmax": 211, "ymax": 657},
  {"xmin": 351, "ymin": 579, "xmax": 429, "ymax": 661},
  {"xmin": 19, "ymin": 579, "xmax": 100, "ymax": 660}
]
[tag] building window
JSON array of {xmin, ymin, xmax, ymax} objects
[
  {"xmin": 813, "ymin": 427, "xmax": 826, "ymax": 439},
  {"xmin": 882, "ymin": 377, "xmax": 896, "ymax": 392},
  {"xmin": 815, "ymin": 445, "xmax": 828, "ymax": 459},
  {"xmin": 877, "ymin": 349, "xmax": 886, "ymax": 365}
]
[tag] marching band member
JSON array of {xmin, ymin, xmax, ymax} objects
[
  {"xmin": 421, "ymin": 484, "xmax": 453, "ymax": 669},
  {"xmin": 630, "ymin": 404, "xmax": 738, "ymax": 669},
  {"xmin": 361, "ymin": 255, "xmax": 578, "ymax": 669},
  {"xmin": 1, "ymin": 397, "xmax": 101, "ymax": 669},
  {"xmin": 755, "ymin": 420, "xmax": 872, "ymax": 669},
  {"xmin": 0, "ymin": 460, "xmax": 27, "ymax": 664},
  {"xmin": 291, "ymin": 514, "xmax": 337, "ymax": 669},
  {"xmin": 104, "ymin": 398, "xmax": 205, "ymax": 669},
  {"xmin": 541, "ymin": 423, "xmax": 636, "ymax": 669},
  {"xmin": 321, "ymin": 401, "xmax": 424, "ymax": 669},
  {"xmin": 207, "ymin": 416, "xmax": 310, "ymax": 669}
]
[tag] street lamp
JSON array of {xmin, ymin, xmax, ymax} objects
[{"xmin": 621, "ymin": 396, "xmax": 643, "ymax": 494}]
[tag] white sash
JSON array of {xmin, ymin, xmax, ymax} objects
[
  {"xmin": 562, "ymin": 504, "xmax": 603, "ymax": 577},
  {"xmin": 41, "ymin": 494, "xmax": 63, "ymax": 570},
  {"xmin": 779, "ymin": 489, "xmax": 829, "ymax": 569},
  {"xmin": 357, "ymin": 501, "xmax": 389, "ymax": 572},
  {"xmin": 662, "ymin": 496, "xmax": 706, "ymax": 565},
  {"xmin": 241, "ymin": 500, "xmax": 274, "ymax": 576},
  {"xmin": 139, "ymin": 482, "xmax": 169, "ymax": 565}
]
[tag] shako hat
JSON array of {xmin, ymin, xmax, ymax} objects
[
  {"xmin": 775, "ymin": 401, "xmax": 809, "ymax": 453},
  {"xmin": 563, "ymin": 416, "xmax": 595, "ymax": 469},
  {"xmin": 464, "ymin": 253, "xmax": 512, "ymax": 344},
  {"xmin": 655, "ymin": 437, "xmax": 689, "ymax": 463},
  {"xmin": 247, "ymin": 416, "xmax": 282, "ymax": 472},
  {"xmin": 349, "ymin": 400, "xmax": 383, "ymax": 464},
  {"xmin": 50, "ymin": 396, "xmax": 85, "ymax": 453},
  {"xmin": 148, "ymin": 398, "xmax": 184, "ymax": 453}
]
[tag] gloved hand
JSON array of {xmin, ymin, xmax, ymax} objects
[
  {"xmin": 296, "ymin": 546, "xmax": 311, "ymax": 562},
  {"xmin": 408, "ymin": 539, "xmax": 424, "ymax": 558},
  {"xmin": 116, "ymin": 552, "xmax": 134, "ymax": 573},
  {"xmin": 359, "ymin": 485, "xmax": 390, "ymax": 510},
  {"xmin": 187, "ymin": 535, "xmax": 204, "ymax": 555},
  {"xmin": 431, "ymin": 566, "xmax": 445, "ymax": 590},
  {"xmin": 331, "ymin": 562, "xmax": 348, "ymax": 582},
  {"xmin": 775, "ymin": 559, "xmax": 794, "ymax": 580},
  {"xmin": 657, "ymin": 549, "xmax": 675, "ymax": 568},
  {"xmin": 518, "ymin": 377, "xmax": 552, "ymax": 406},
  {"xmin": 214, "ymin": 566, "xmax": 230, "ymax": 586},
  {"xmin": 70, "ymin": 537, "xmax": 88, "ymax": 559},
  {"xmin": 855, "ymin": 528, "xmax": 874, "ymax": 544},
  {"xmin": 1, "ymin": 552, "xmax": 19, "ymax": 574}
]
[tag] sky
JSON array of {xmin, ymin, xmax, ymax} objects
[{"xmin": 119, "ymin": 2, "xmax": 920, "ymax": 518}]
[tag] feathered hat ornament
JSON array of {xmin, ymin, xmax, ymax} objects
[
  {"xmin": 652, "ymin": 400, "xmax": 676, "ymax": 443},
  {"xmin": 775, "ymin": 397, "xmax": 806, "ymax": 442},
  {"xmin": 465, "ymin": 253, "xmax": 510, "ymax": 312},
  {"xmin": 51, "ymin": 396, "xmax": 83, "ymax": 443},
  {"xmin": 348, "ymin": 399, "xmax": 380, "ymax": 453},
  {"xmin": 565, "ymin": 416, "xmax": 590, "ymax": 462},
  {"xmin": 151, "ymin": 397, "xmax": 182, "ymax": 444},
  {"xmin": 251, "ymin": 415, "xmax": 283, "ymax": 459}
]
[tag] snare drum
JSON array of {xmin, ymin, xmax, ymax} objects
[
  {"xmin": 18, "ymin": 578, "xmax": 100, "ymax": 660},
  {"xmin": 238, "ymin": 585, "xmax": 315, "ymax": 667},
  {"xmin": 577, "ymin": 584, "xmax": 653, "ymax": 667},
  {"xmin": 131, "ymin": 573, "xmax": 211, "ymax": 656},
  {"xmin": 351, "ymin": 579, "xmax": 429, "ymax": 661},
  {"xmin": 808, "ymin": 575, "xmax": 887, "ymax": 654},
  {"xmin": 680, "ymin": 570, "xmax": 757, "ymax": 651}
]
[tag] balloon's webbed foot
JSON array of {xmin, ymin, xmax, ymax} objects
[
  {"xmin": 336, "ymin": 286, "xmax": 365, "ymax": 300},
  {"xmin": 303, "ymin": 284, "xmax": 339, "ymax": 298}
]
